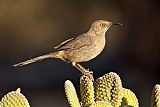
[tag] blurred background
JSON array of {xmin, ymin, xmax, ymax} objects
[{"xmin": 0, "ymin": 0, "xmax": 160, "ymax": 106}]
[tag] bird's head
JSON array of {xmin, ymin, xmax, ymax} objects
[{"xmin": 89, "ymin": 20, "xmax": 122, "ymax": 35}]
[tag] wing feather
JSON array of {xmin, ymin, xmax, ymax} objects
[
  {"xmin": 55, "ymin": 34, "xmax": 91, "ymax": 51},
  {"xmin": 54, "ymin": 38, "xmax": 74, "ymax": 49}
]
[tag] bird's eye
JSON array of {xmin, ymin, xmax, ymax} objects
[{"xmin": 100, "ymin": 23, "xmax": 105, "ymax": 26}]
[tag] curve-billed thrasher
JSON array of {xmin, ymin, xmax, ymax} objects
[{"xmin": 13, "ymin": 20, "xmax": 122, "ymax": 78}]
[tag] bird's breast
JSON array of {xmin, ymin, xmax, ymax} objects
[{"xmin": 89, "ymin": 35, "xmax": 106, "ymax": 58}]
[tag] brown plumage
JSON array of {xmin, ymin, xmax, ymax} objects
[{"xmin": 13, "ymin": 20, "xmax": 122, "ymax": 80}]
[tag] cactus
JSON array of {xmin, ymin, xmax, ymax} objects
[
  {"xmin": 64, "ymin": 80, "xmax": 81, "ymax": 107},
  {"xmin": 0, "ymin": 88, "xmax": 30, "ymax": 107},
  {"xmin": 151, "ymin": 84, "xmax": 160, "ymax": 107},
  {"xmin": 80, "ymin": 75, "xmax": 95, "ymax": 107},
  {"xmin": 94, "ymin": 72, "xmax": 123, "ymax": 107},
  {"xmin": 89, "ymin": 101, "xmax": 113, "ymax": 107},
  {"xmin": 1, "ymin": 72, "xmax": 160, "ymax": 107},
  {"xmin": 64, "ymin": 72, "xmax": 139, "ymax": 107},
  {"xmin": 120, "ymin": 88, "xmax": 139, "ymax": 107}
]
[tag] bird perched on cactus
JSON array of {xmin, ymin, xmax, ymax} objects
[{"xmin": 13, "ymin": 20, "xmax": 122, "ymax": 80}]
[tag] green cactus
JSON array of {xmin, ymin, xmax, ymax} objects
[
  {"xmin": 120, "ymin": 88, "xmax": 139, "ymax": 107},
  {"xmin": 89, "ymin": 101, "xmax": 113, "ymax": 107},
  {"xmin": 64, "ymin": 72, "xmax": 139, "ymax": 107},
  {"xmin": 64, "ymin": 80, "xmax": 81, "ymax": 107},
  {"xmin": 94, "ymin": 72, "xmax": 123, "ymax": 107},
  {"xmin": 151, "ymin": 84, "xmax": 160, "ymax": 107},
  {"xmin": 80, "ymin": 75, "xmax": 95, "ymax": 107},
  {"xmin": 0, "ymin": 88, "xmax": 30, "ymax": 107},
  {"xmin": 3, "ymin": 72, "xmax": 159, "ymax": 107}
]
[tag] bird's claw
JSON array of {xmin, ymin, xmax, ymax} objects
[
  {"xmin": 83, "ymin": 69, "xmax": 94, "ymax": 81},
  {"xmin": 85, "ymin": 68, "xmax": 93, "ymax": 74}
]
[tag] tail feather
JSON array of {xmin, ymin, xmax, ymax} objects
[{"xmin": 13, "ymin": 52, "xmax": 58, "ymax": 67}]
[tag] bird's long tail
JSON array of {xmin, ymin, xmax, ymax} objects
[{"xmin": 13, "ymin": 52, "xmax": 59, "ymax": 67}]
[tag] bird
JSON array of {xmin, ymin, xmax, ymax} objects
[{"xmin": 13, "ymin": 20, "xmax": 122, "ymax": 80}]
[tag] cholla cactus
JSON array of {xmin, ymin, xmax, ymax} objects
[
  {"xmin": 80, "ymin": 75, "xmax": 94, "ymax": 107},
  {"xmin": 64, "ymin": 72, "xmax": 139, "ymax": 107},
  {"xmin": 89, "ymin": 101, "xmax": 113, "ymax": 107},
  {"xmin": 64, "ymin": 80, "xmax": 81, "ymax": 107},
  {"xmin": 120, "ymin": 88, "xmax": 139, "ymax": 107},
  {"xmin": 0, "ymin": 88, "xmax": 30, "ymax": 107},
  {"xmin": 151, "ymin": 84, "xmax": 160, "ymax": 107},
  {"xmin": 94, "ymin": 72, "xmax": 123, "ymax": 107}
]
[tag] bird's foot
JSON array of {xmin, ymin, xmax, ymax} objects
[
  {"xmin": 84, "ymin": 68, "xmax": 93, "ymax": 75},
  {"xmin": 83, "ymin": 69, "xmax": 94, "ymax": 81}
]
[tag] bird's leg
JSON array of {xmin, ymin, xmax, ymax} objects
[
  {"xmin": 72, "ymin": 62, "xmax": 85, "ymax": 74},
  {"xmin": 76, "ymin": 63, "xmax": 93, "ymax": 74},
  {"xmin": 72, "ymin": 62, "xmax": 94, "ymax": 81}
]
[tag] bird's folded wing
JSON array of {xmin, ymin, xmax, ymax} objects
[
  {"xmin": 54, "ymin": 34, "xmax": 91, "ymax": 51},
  {"xmin": 54, "ymin": 38, "xmax": 74, "ymax": 49}
]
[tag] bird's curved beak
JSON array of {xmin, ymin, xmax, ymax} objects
[{"xmin": 112, "ymin": 22, "xmax": 123, "ymax": 26}]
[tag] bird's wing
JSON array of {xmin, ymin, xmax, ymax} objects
[
  {"xmin": 54, "ymin": 38, "xmax": 74, "ymax": 49},
  {"xmin": 55, "ymin": 34, "xmax": 91, "ymax": 51}
]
